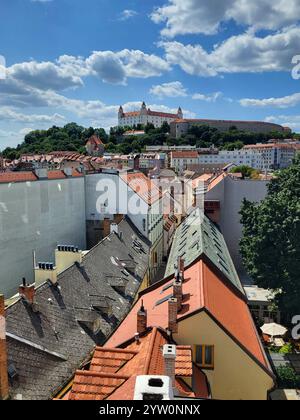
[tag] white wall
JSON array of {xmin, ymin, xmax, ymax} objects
[
  {"xmin": 0, "ymin": 177, "xmax": 86, "ymax": 297},
  {"xmin": 206, "ymin": 177, "xmax": 268, "ymax": 282},
  {"xmin": 85, "ymin": 172, "xmax": 149, "ymax": 237}
]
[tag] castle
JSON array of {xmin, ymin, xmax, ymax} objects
[{"xmin": 118, "ymin": 101, "xmax": 183, "ymax": 128}]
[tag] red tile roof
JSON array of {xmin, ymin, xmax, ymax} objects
[
  {"xmin": 122, "ymin": 111, "xmax": 140, "ymax": 117},
  {"xmin": 207, "ymin": 173, "xmax": 227, "ymax": 191},
  {"xmin": 47, "ymin": 170, "xmax": 67, "ymax": 180},
  {"xmin": 147, "ymin": 110, "xmax": 178, "ymax": 119},
  {"xmin": 0, "ymin": 171, "xmax": 38, "ymax": 184},
  {"xmin": 106, "ymin": 260, "xmax": 272, "ymax": 374},
  {"xmin": 86, "ymin": 135, "xmax": 103, "ymax": 146},
  {"xmin": 71, "ymin": 169, "xmax": 84, "ymax": 177},
  {"xmin": 120, "ymin": 172, "xmax": 162, "ymax": 205},
  {"xmin": 171, "ymin": 151, "xmax": 199, "ymax": 159},
  {"xmin": 68, "ymin": 328, "xmax": 208, "ymax": 400}
]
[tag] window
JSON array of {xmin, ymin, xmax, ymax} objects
[{"xmin": 195, "ymin": 345, "xmax": 214, "ymax": 369}]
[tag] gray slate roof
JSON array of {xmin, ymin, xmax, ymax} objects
[
  {"xmin": 5, "ymin": 217, "xmax": 150, "ymax": 400},
  {"xmin": 165, "ymin": 208, "xmax": 245, "ymax": 295}
]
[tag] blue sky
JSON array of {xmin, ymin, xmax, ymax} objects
[{"xmin": 1, "ymin": 0, "xmax": 300, "ymax": 149}]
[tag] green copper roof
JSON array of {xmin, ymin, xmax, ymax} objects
[{"xmin": 165, "ymin": 209, "xmax": 245, "ymax": 295}]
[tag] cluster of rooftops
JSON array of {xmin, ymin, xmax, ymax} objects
[{"xmin": 2, "ymin": 209, "xmax": 274, "ymax": 400}]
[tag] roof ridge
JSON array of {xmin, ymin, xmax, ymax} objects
[
  {"xmin": 94, "ymin": 347, "xmax": 138, "ymax": 355},
  {"xmin": 74, "ymin": 370, "xmax": 130, "ymax": 380},
  {"xmin": 143, "ymin": 327, "xmax": 159, "ymax": 375}
]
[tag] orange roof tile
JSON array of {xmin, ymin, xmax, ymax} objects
[
  {"xmin": 207, "ymin": 173, "xmax": 227, "ymax": 191},
  {"xmin": 192, "ymin": 174, "xmax": 213, "ymax": 189},
  {"xmin": 68, "ymin": 328, "xmax": 207, "ymax": 400},
  {"xmin": 0, "ymin": 171, "xmax": 38, "ymax": 184},
  {"xmin": 47, "ymin": 170, "xmax": 67, "ymax": 180},
  {"xmin": 106, "ymin": 260, "xmax": 271, "ymax": 374},
  {"xmin": 171, "ymin": 151, "xmax": 199, "ymax": 159},
  {"xmin": 120, "ymin": 172, "xmax": 162, "ymax": 205},
  {"xmin": 69, "ymin": 371, "xmax": 128, "ymax": 401},
  {"xmin": 71, "ymin": 169, "xmax": 84, "ymax": 177}
]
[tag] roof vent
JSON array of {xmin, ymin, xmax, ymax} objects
[{"xmin": 133, "ymin": 375, "xmax": 174, "ymax": 401}]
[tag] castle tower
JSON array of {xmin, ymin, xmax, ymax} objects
[
  {"xmin": 177, "ymin": 107, "xmax": 183, "ymax": 119},
  {"xmin": 140, "ymin": 101, "xmax": 148, "ymax": 116},
  {"xmin": 118, "ymin": 105, "xmax": 124, "ymax": 118}
]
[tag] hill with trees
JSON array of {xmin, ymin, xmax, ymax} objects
[{"xmin": 1, "ymin": 121, "xmax": 297, "ymax": 160}]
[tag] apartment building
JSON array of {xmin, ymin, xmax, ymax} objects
[{"xmin": 198, "ymin": 143, "xmax": 299, "ymax": 171}]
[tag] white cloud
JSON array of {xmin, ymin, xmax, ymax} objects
[
  {"xmin": 0, "ymin": 107, "xmax": 65, "ymax": 123},
  {"xmin": 150, "ymin": 81, "xmax": 188, "ymax": 98},
  {"xmin": 119, "ymin": 10, "xmax": 138, "ymax": 21},
  {"xmin": 117, "ymin": 49, "xmax": 170, "ymax": 79},
  {"xmin": 161, "ymin": 41, "xmax": 217, "ymax": 77},
  {"xmin": 192, "ymin": 92, "xmax": 222, "ymax": 102},
  {"xmin": 265, "ymin": 115, "xmax": 300, "ymax": 131},
  {"xmin": 86, "ymin": 49, "xmax": 170, "ymax": 84},
  {"xmin": 152, "ymin": 0, "xmax": 300, "ymax": 37},
  {"xmin": 86, "ymin": 51, "xmax": 127, "ymax": 85},
  {"xmin": 161, "ymin": 27, "xmax": 300, "ymax": 77},
  {"xmin": 240, "ymin": 93, "xmax": 300, "ymax": 108},
  {"xmin": 9, "ymin": 61, "xmax": 83, "ymax": 91}
]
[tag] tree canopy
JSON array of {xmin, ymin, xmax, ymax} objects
[
  {"xmin": 1, "ymin": 121, "xmax": 298, "ymax": 160},
  {"xmin": 240, "ymin": 156, "xmax": 300, "ymax": 316}
]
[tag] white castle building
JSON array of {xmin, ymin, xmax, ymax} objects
[{"xmin": 118, "ymin": 102, "xmax": 183, "ymax": 128}]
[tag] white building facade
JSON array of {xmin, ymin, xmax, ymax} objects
[
  {"xmin": 118, "ymin": 102, "xmax": 183, "ymax": 128},
  {"xmin": 197, "ymin": 143, "xmax": 299, "ymax": 171}
]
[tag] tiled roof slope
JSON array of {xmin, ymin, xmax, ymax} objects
[
  {"xmin": 0, "ymin": 171, "xmax": 38, "ymax": 183},
  {"xmin": 165, "ymin": 209, "xmax": 244, "ymax": 295},
  {"xmin": 5, "ymin": 217, "xmax": 150, "ymax": 400},
  {"xmin": 68, "ymin": 327, "xmax": 209, "ymax": 400},
  {"xmin": 120, "ymin": 172, "xmax": 162, "ymax": 205},
  {"xmin": 105, "ymin": 260, "xmax": 272, "ymax": 376}
]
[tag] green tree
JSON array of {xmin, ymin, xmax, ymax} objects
[
  {"xmin": 276, "ymin": 366, "xmax": 300, "ymax": 389},
  {"xmin": 240, "ymin": 156, "xmax": 300, "ymax": 315},
  {"xmin": 230, "ymin": 165, "xmax": 259, "ymax": 179}
]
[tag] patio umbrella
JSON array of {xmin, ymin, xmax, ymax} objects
[{"xmin": 261, "ymin": 322, "xmax": 288, "ymax": 337}]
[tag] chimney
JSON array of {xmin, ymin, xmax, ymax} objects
[
  {"xmin": 55, "ymin": 245, "xmax": 82, "ymax": 275},
  {"xmin": 163, "ymin": 344, "xmax": 177, "ymax": 390},
  {"xmin": 63, "ymin": 167, "xmax": 72, "ymax": 177},
  {"xmin": 137, "ymin": 301, "xmax": 147, "ymax": 334},
  {"xmin": 0, "ymin": 295, "xmax": 9, "ymax": 400},
  {"xmin": 110, "ymin": 223, "xmax": 119, "ymax": 235},
  {"xmin": 19, "ymin": 278, "xmax": 35, "ymax": 305},
  {"xmin": 168, "ymin": 298, "xmax": 178, "ymax": 333},
  {"xmin": 35, "ymin": 262, "xmax": 57, "ymax": 287},
  {"xmin": 177, "ymin": 256, "xmax": 185, "ymax": 278},
  {"xmin": 173, "ymin": 278, "xmax": 182, "ymax": 312}
]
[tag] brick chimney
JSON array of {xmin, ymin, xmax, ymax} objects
[
  {"xmin": 177, "ymin": 256, "xmax": 185, "ymax": 277},
  {"xmin": 137, "ymin": 301, "xmax": 147, "ymax": 334},
  {"xmin": 19, "ymin": 278, "xmax": 35, "ymax": 305},
  {"xmin": 0, "ymin": 295, "xmax": 9, "ymax": 400},
  {"xmin": 173, "ymin": 277, "xmax": 182, "ymax": 312},
  {"xmin": 163, "ymin": 344, "xmax": 177, "ymax": 389},
  {"xmin": 168, "ymin": 298, "xmax": 178, "ymax": 333}
]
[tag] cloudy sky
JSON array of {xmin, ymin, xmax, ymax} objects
[{"xmin": 1, "ymin": 0, "xmax": 300, "ymax": 149}]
